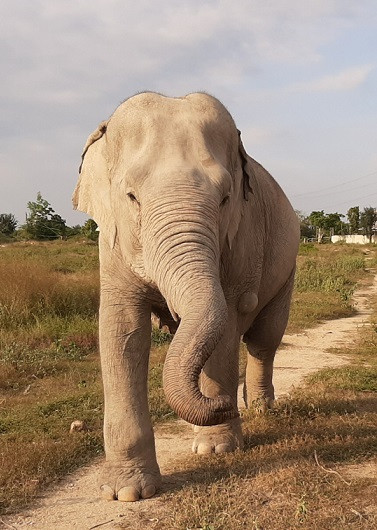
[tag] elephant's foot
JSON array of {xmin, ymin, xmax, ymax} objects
[
  {"xmin": 243, "ymin": 383, "xmax": 274, "ymax": 413},
  {"xmin": 251, "ymin": 396, "xmax": 274, "ymax": 413},
  {"xmin": 99, "ymin": 461, "xmax": 161, "ymax": 502},
  {"xmin": 192, "ymin": 418, "xmax": 244, "ymax": 454}
]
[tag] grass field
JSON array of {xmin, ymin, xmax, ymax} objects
[
  {"xmin": 288, "ymin": 242, "xmax": 366, "ymax": 332},
  {"xmin": 0, "ymin": 239, "xmax": 374, "ymax": 519}
]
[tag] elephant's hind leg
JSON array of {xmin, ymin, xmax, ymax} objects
[
  {"xmin": 243, "ymin": 270, "xmax": 295, "ymax": 411},
  {"xmin": 192, "ymin": 311, "xmax": 243, "ymax": 454}
]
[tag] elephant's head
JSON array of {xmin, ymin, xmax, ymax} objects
[{"xmin": 73, "ymin": 92, "xmax": 254, "ymax": 426}]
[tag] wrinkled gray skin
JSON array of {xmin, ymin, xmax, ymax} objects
[{"xmin": 73, "ymin": 92, "xmax": 299, "ymax": 502}]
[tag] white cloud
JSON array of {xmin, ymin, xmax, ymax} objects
[
  {"xmin": 291, "ymin": 64, "xmax": 375, "ymax": 93},
  {"xmin": 1, "ymin": 0, "xmax": 371, "ymax": 106},
  {"xmin": 1, "ymin": 0, "xmax": 377, "ymax": 224}
]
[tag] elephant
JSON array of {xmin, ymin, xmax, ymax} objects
[{"xmin": 73, "ymin": 92, "xmax": 299, "ymax": 502}]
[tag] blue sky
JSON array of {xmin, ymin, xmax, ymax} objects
[{"xmin": 1, "ymin": 0, "xmax": 376, "ymax": 226}]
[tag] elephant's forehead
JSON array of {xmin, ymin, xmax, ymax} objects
[
  {"xmin": 107, "ymin": 92, "xmax": 235, "ymax": 165},
  {"xmin": 111, "ymin": 92, "xmax": 232, "ymax": 135},
  {"xmin": 119, "ymin": 91, "xmax": 228, "ymax": 117}
]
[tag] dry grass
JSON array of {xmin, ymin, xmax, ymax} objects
[
  {"xmin": 131, "ymin": 371, "xmax": 377, "ymax": 529},
  {"xmin": 118, "ymin": 382, "xmax": 377, "ymax": 529},
  {"xmin": 0, "ymin": 261, "xmax": 99, "ymax": 330}
]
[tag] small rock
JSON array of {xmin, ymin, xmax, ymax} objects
[{"xmin": 70, "ymin": 420, "xmax": 87, "ymax": 433}]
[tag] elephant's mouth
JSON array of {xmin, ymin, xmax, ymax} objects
[{"xmin": 166, "ymin": 299, "xmax": 179, "ymax": 323}]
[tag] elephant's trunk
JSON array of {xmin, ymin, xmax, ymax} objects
[{"xmin": 142, "ymin": 193, "xmax": 239, "ymax": 426}]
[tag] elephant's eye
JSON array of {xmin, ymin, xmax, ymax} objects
[
  {"xmin": 127, "ymin": 192, "xmax": 139, "ymax": 204},
  {"xmin": 220, "ymin": 195, "xmax": 230, "ymax": 207}
]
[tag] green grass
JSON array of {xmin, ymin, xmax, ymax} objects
[
  {"xmin": 309, "ymin": 366, "xmax": 377, "ymax": 392},
  {"xmin": 295, "ymin": 254, "xmax": 364, "ymax": 299},
  {"xmin": 0, "ymin": 239, "xmax": 99, "ymax": 272},
  {"xmin": 0, "ymin": 240, "xmax": 374, "ymax": 516},
  {"xmin": 286, "ymin": 243, "xmax": 367, "ymax": 332}
]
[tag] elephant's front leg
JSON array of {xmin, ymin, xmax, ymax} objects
[
  {"xmin": 193, "ymin": 312, "xmax": 243, "ymax": 454},
  {"xmin": 99, "ymin": 286, "xmax": 161, "ymax": 502}
]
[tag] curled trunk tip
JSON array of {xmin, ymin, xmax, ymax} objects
[
  {"xmin": 162, "ymin": 297, "xmax": 239, "ymax": 426},
  {"xmin": 164, "ymin": 384, "xmax": 239, "ymax": 426}
]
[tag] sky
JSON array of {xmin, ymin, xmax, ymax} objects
[{"xmin": 1, "ymin": 0, "xmax": 377, "ymax": 226}]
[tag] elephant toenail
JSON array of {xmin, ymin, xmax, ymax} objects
[
  {"xmin": 117, "ymin": 486, "xmax": 140, "ymax": 502},
  {"xmin": 100, "ymin": 485, "xmax": 116, "ymax": 501}
]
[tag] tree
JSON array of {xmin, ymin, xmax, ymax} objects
[
  {"xmin": 81, "ymin": 219, "xmax": 99, "ymax": 241},
  {"xmin": 324, "ymin": 212, "xmax": 345, "ymax": 235},
  {"xmin": 307, "ymin": 210, "xmax": 327, "ymax": 229},
  {"xmin": 307, "ymin": 211, "xmax": 327, "ymax": 242},
  {"xmin": 307, "ymin": 210, "xmax": 345, "ymax": 241},
  {"xmin": 347, "ymin": 206, "xmax": 360, "ymax": 234},
  {"xmin": 24, "ymin": 192, "xmax": 66, "ymax": 240},
  {"xmin": 0, "ymin": 213, "xmax": 17, "ymax": 236},
  {"xmin": 360, "ymin": 207, "xmax": 377, "ymax": 243},
  {"xmin": 65, "ymin": 224, "xmax": 82, "ymax": 238}
]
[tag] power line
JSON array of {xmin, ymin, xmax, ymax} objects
[
  {"xmin": 327, "ymin": 191, "xmax": 377, "ymax": 208},
  {"xmin": 291, "ymin": 170, "xmax": 377, "ymax": 199},
  {"xmin": 296, "ymin": 190, "xmax": 377, "ymax": 212},
  {"xmin": 292, "ymin": 179, "xmax": 377, "ymax": 201}
]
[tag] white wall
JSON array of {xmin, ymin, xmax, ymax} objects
[{"xmin": 331, "ymin": 234, "xmax": 377, "ymax": 244}]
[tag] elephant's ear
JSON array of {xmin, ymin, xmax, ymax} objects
[
  {"xmin": 73, "ymin": 121, "xmax": 117, "ymax": 247},
  {"xmin": 225, "ymin": 130, "xmax": 256, "ymax": 249},
  {"xmin": 237, "ymin": 129, "xmax": 255, "ymax": 200}
]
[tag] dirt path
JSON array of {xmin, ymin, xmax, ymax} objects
[{"xmin": 3, "ymin": 273, "xmax": 376, "ymax": 530}]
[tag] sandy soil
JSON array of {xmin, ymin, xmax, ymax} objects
[{"xmin": 2, "ymin": 273, "xmax": 376, "ymax": 530}]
